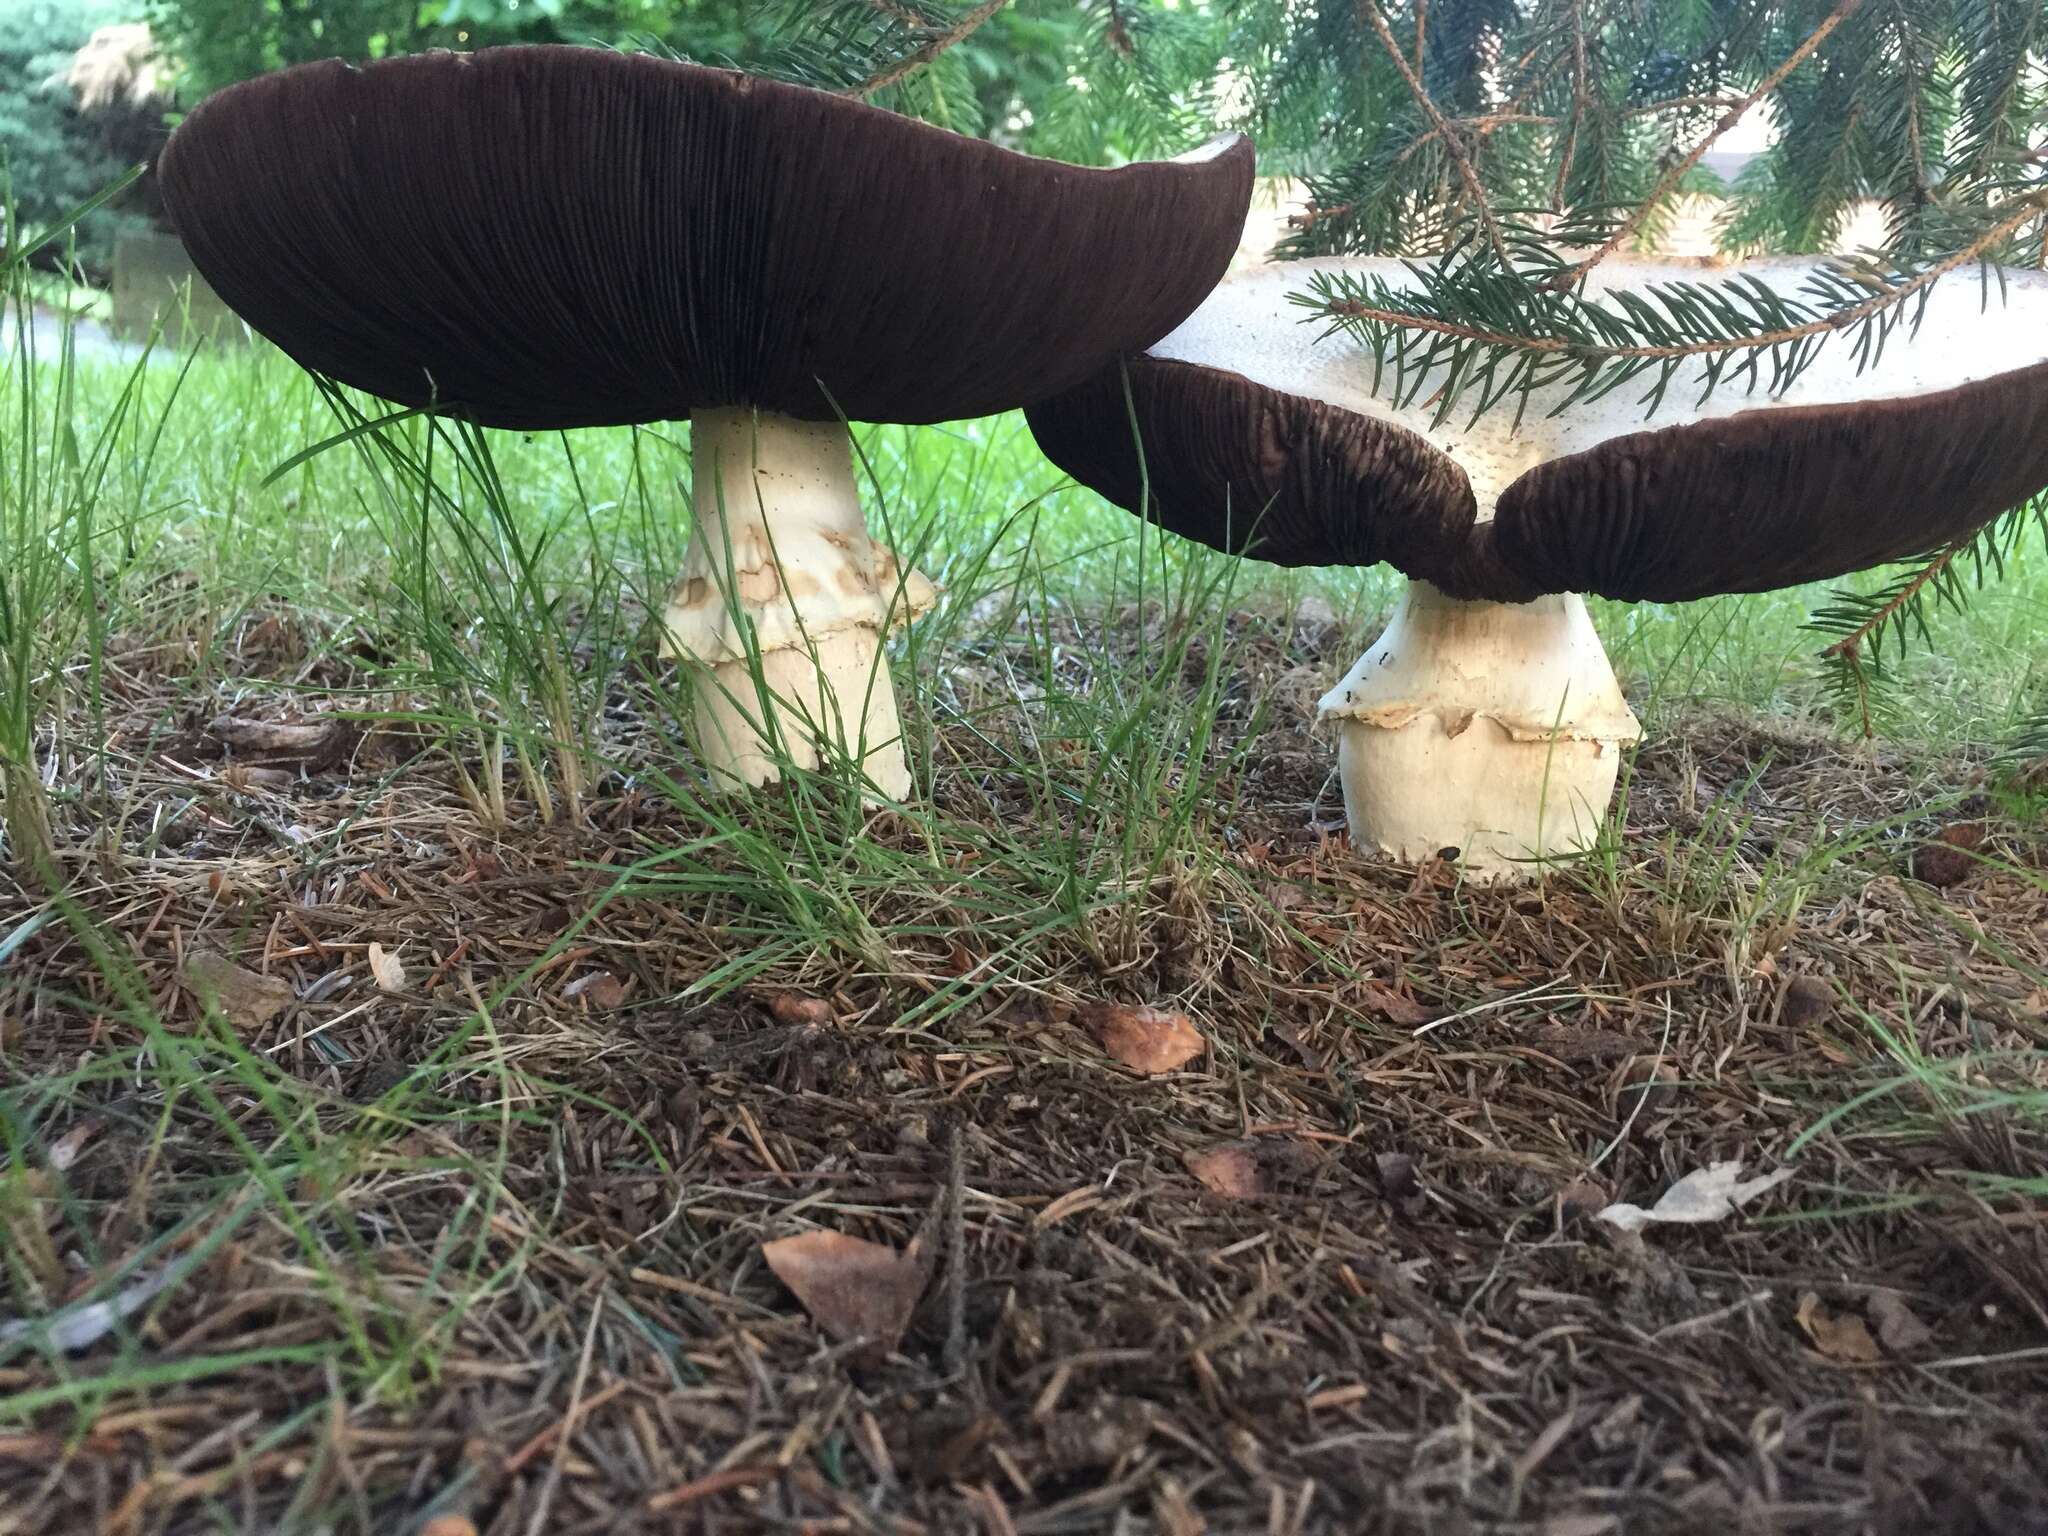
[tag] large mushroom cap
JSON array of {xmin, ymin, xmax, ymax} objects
[
  {"xmin": 159, "ymin": 46, "xmax": 1254, "ymax": 431},
  {"xmin": 1026, "ymin": 258, "xmax": 2048, "ymax": 603}
]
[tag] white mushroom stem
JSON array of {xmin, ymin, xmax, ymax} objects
[
  {"xmin": 1318, "ymin": 581, "xmax": 1641, "ymax": 881},
  {"xmin": 660, "ymin": 408, "xmax": 935, "ymax": 797}
]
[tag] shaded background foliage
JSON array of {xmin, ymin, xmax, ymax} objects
[
  {"xmin": 142, "ymin": 0, "xmax": 1230, "ymax": 163},
  {"xmin": 0, "ymin": 0, "xmax": 158, "ymax": 270}
]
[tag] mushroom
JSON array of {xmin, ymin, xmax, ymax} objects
[
  {"xmin": 157, "ymin": 45, "xmax": 1254, "ymax": 798},
  {"xmin": 1026, "ymin": 257, "xmax": 2048, "ymax": 878}
]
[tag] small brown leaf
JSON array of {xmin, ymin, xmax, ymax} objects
[
  {"xmin": 420, "ymin": 1519, "xmax": 479, "ymax": 1536},
  {"xmin": 563, "ymin": 972, "xmax": 628, "ymax": 1009},
  {"xmin": 1270, "ymin": 1016, "xmax": 1324, "ymax": 1070},
  {"xmin": 46, "ymin": 1119, "xmax": 99, "ymax": 1173},
  {"xmin": 183, "ymin": 950, "xmax": 295, "ymax": 1033},
  {"xmin": 1911, "ymin": 822, "xmax": 1984, "ymax": 888},
  {"xmin": 1086, "ymin": 1005, "xmax": 1204, "ymax": 1074},
  {"xmin": 769, "ymin": 991, "xmax": 834, "ymax": 1027},
  {"xmin": 1795, "ymin": 1291, "xmax": 1882, "ymax": 1363},
  {"xmin": 366, "ymin": 943, "xmax": 406, "ymax": 993},
  {"xmin": 1528, "ymin": 1026, "xmax": 1641, "ymax": 1063},
  {"xmin": 1780, "ymin": 974, "xmax": 1836, "ymax": 1028},
  {"xmin": 1359, "ymin": 982, "xmax": 1434, "ymax": 1027},
  {"xmin": 761, "ymin": 1230, "xmax": 926, "ymax": 1359},
  {"xmin": 1866, "ymin": 1290, "xmax": 1935, "ymax": 1354},
  {"xmin": 1556, "ymin": 1176, "xmax": 1611, "ymax": 1223},
  {"xmin": 218, "ymin": 762, "xmax": 295, "ymax": 793},
  {"xmin": 1186, "ymin": 1143, "xmax": 1263, "ymax": 1199},
  {"xmin": 208, "ymin": 714, "xmax": 341, "ymax": 760},
  {"xmin": 1376, "ymin": 1151, "xmax": 1427, "ymax": 1218}
]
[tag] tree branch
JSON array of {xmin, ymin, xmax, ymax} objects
[
  {"xmin": 1355, "ymin": 0, "xmax": 1516, "ymax": 266},
  {"xmin": 843, "ymin": 0, "xmax": 1012, "ymax": 97},
  {"xmin": 1820, "ymin": 540, "xmax": 1963, "ymax": 736},
  {"xmin": 1554, "ymin": 0, "xmax": 1590, "ymax": 210},
  {"xmin": 1551, "ymin": 0, "xmax": 1869, "ymax": 287}
]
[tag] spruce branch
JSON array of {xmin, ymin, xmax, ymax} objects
[
  {"xmin": 1355, "ymin": 0, "xmax": 1518, "ymax": 267},
  {"xmin": 1553, "ymin": 0, "xmax": 1871, "ymax": 289},
  {"xmin": 1554, "ymin": 0, "xmax": 1589, "ymax": 211},
  {"xmin": 1303, "ymin": 188, "xmax": 2048, "ymax": 424},
  {"xmin": 1806, "ymin": 494, "xmax": 2048, "ymax": 735}
]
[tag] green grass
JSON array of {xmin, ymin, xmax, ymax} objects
[{"xmin": 12, "ymin": 328, "xmax": 2047, "ymax": 748}]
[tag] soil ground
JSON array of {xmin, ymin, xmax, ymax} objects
[{"xmin": 3, "ymin": 599, "xmax": 2046, "ymax": 1535}]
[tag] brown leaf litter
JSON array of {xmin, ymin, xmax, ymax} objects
[{"xmin": 3, "ymin": 608, "xmax": 2045, "ymax": 1533}]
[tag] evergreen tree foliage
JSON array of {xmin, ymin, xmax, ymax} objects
[{"xmin": 1213, "ymin": 0, "xmax": 2048, "ymax": 721}]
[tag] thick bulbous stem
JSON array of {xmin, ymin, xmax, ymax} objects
[
  {"xmin": 661, "ymin": 409, "xmax": 935, "ymax": 797},
  {"xmin": 1317, "ymin": 581, "xmax": 1641, "ymax": 881}
]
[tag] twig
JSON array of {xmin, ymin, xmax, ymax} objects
[
  {"xmin": 844, "ymin": 0, "xmax": 1013, "ymax": 98},
  {"xmin": 1820, "ymin": 544, "xmax": 1962, "ymax": 666},
  {"xmin": 645, "ymin": 1465, "xmax": 779, "ymax": 1512},
  {"xmin": 1356, "ymin": 0, "xmax": 1517, "ymax": 266},
  {"xmin": 1553, "ymin": 0, "xmax": 1870, "ymax": 285},
  {"xmin": 1650, "ymin": 1289, "xmax": 1775, "ymax": 1339},
  {"xmin": 502, "ymin": 1379, "xmax": 629, "ymax": 1476},
  {"xmin": 524, "ymin": 1295, "xmax": 603, "ymax": 1536},
  {"xmin": 941, "ymin": 1116, "xmax": 969, "ymax": 1379},
  {"xmin": 1553, "ymin": 0, "xmax": 1590, "ymax": 210},
  {"xmin": 1395, "ymin": 112, "xmax": 1556, "ymax": 167}
]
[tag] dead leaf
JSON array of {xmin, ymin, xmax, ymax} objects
[
  {"xmin": 366, "ymin": 943, "xmax": 406, "ymax": 993},
  {"xmin": 1796, "ymin": 1291, "xmax": 1882, "ymax": 1362},
  {"xmin": 1780, "ymin": 974, "xmax": 1836, "ymax": 1028},
  {"xmin": 1596, "ymin": 1161, "xmax": 1792, "ymax": 1234},
  {"xmin": 761, "ymin": 1230, "xmax": 926, "ymax": 1359},
  {"xmin": 1086, "ymin": 1005, "xmax": 1204, "ymax": 1074},
  {"xmin": 1376, "ymin": 1150, "xmax": 1427, "ymax": 1219},
  {"xmin": 563, "ymin": 972, "xmax": 628, "ymax": 1009},
  {"xmin": 46, "ymin": 1119, "xmax": 99, "ymax": 1173},
  {"xmin": 1866, "ymin": 1290, "xmax": 1935, "ymax": 1354},
  {"xmin": 183, "ymin": 950, "xmax": 295, "ymax": 1033},
  {"xmin": 769, "ymin": 991, "xmax": 834, "ymax": 1027},
  {"xmin": 420, "ymin": 1519, "xmax": 479, "ymax": 1536},
  {"xmin": 218, "ymin": 762, "xmax": 295, "ymax": 793},
  {"xmin": 1269, "ymin": 1016, "xmax": 1323, "ymax": 1070},
  {"xmin": 0, "ymin": 1269, "xmax": 169, "ymax": 1352},
  {"xmin": 1186, "ymin": 1143, "xmax": 1263, "ymax": 1199},
  {"xmin": 1912, "ymin": 822, "xmax": 1984, "ymax": 888},
  {"xmin": 1359, "ymin": 982, "xmax": 1433, "ymax": 1027},
  {"xmin": 208, "ymin": 714, "xmax": 340, "ymax": 760},
  {"xmin": 1556, "ymin": 1177, "xmax": 1611, "ymax": 1223}
]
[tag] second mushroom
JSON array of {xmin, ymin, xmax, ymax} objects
[{"xmin": 1027, "ymin": 257, "xmax": 2048, "ymax": 878}]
